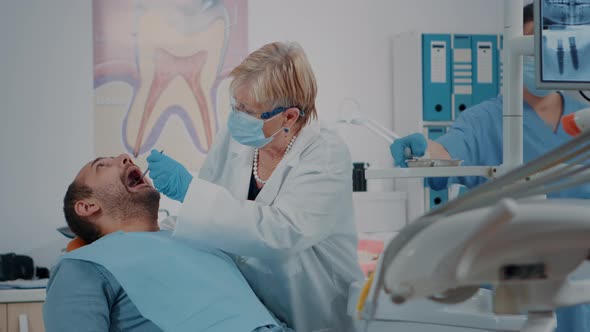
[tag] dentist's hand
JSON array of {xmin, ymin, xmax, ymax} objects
[
  {"xmin": 147, "ymin": 150, "xmax": 193, "ymax": 202},
  {"xmin": 390, "ymin": 133, "xmax": 428, "ymax": 167}
]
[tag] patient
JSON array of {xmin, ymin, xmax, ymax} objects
[{"xmin": 43, "ymin": 154, "xmax": 285, "ymax": 332}]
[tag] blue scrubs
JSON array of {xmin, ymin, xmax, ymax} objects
[
  {"xmin": 433, "ymin": 94, "xmax": 590, "ymax": 332},
  {"xmin": 434, "ymin": 93, "xmax": 590, "ymax": 198}
]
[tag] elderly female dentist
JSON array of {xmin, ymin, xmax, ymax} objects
[{"xmin": 147, "ymin": 41, "xmax": 363, "ymax": 332}]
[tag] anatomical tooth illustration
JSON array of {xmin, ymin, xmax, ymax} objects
[{"xmin": 94, "ymin": 0, "xmax": 248, "ymax": 171}]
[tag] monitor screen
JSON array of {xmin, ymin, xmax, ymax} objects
[{"xmin": 535, "ymin": 0, "xmax": 590, "ymax": 90}]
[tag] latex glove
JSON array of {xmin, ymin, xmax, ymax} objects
[
  {"xmin": 389, "ymin": 133, "xmax": 427, "ymax": 167},
  {"xmin": 147, "ymin": 150, "xmax": 193, "ymax": 202}
]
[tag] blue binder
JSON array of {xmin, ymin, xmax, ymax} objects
[
  {"xmin": 425, "ymin": 126, "xmax": 449, "ymax": 209},
  {"xmin": 452, "ymin": 35, "xmax": 473, "ymax": 118},
  {"xmin": 471, "ymin": 35, "xmax": 499, "ymax": 104},
  {"xmin": 426, "ymin": 126, "xmax": 446, "ymax": 141},
  {"xmin": 422, "ymin": 34, "xmax": 452, "ymax": 121},
  {"xmin": 429, "ymin": 188, "xmax": 449, "ymax": 209},
  {"xmin": 499, "ymin": 34, "xmax": 504, "ymax": 91}
]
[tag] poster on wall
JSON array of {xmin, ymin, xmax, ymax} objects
[{"xmin": 93, "ymin": 0, "xmax": 248, "ymax": 171}]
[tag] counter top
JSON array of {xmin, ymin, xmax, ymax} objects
[{"xmin": 0, "ymin": 289, "xmax": 46, "ymax": 303}]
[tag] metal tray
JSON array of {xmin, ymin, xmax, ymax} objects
[{"xmin": 406, "ymin": 158, "xmax": 463, "ymax": 168}]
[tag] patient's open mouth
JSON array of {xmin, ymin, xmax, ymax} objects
[{"xmin": 126, "ymin": 167, "xmax": 145, "ymax": 188}]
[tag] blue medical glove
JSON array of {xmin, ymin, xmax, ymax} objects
[
  {"xmin": 389, "ymin": 133, "xmax": 427, "ymax": 167},
  {"xmin": 146, "ymin": 150, "xmax": 193, "ymax": 202}
]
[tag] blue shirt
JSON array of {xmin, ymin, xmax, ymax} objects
[
  {"xmin": 435, "ymin": 93, "xmax": 590, "ymax": 198},
  {"xmin": 44, "ymin": 259, "xmax": 162, "ymax": 332},
  {"xmin": 43, "ymin": 231, "xmax": 288, "ymax": 332},
  {"xmin": 434, "ymin": 94, "xmax": 590, "ymax": 332}
]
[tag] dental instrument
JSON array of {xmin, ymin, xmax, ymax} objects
[
  {"xmin": 135, "ymin": 168, "xmax": 150, "ymax": 186},
  {"xmin": 133, "ymin": 150, "xmax": 163, "ymax": 186}
]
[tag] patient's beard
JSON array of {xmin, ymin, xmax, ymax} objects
[{"xmin": 96, "ymin": 185, "xmax": 161, "ymax": 228}]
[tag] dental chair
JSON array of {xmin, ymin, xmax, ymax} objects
[
  {"xmin": 349, "ymin": 283, "xmax": 525, "ymax": 331},
  {"xmin": 351, "ymin": 129, "xmax": 590, "ymax": 332}
]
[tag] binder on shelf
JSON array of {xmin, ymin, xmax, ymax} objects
[
  {"xmin": 429, "ymin": 188, "xmax": 449, "ymax": 209},
  {"xmin": 425, "ymin": 126, "xmax": 449, "ymax": 210},
  {"xmin": 452, "ymin": 35, "xmax": 473, "ymax": 118},
  {"xmin": 422, "ymin": 34, "xmax": 452, "ymax": 121},
  {"xmin": 471, "ymin": 35, "xmax": 499, "ymax": 104},
  {"xmin": 499, "ymin": 34, "xmax": 504, "ymax": 90},
  {"xmin": 420, "ymin": 32, "xmax": 502, "ymax": 212},
  {"xmin": 426, "ymin": 126, "xmax": 447, "ymax": 141}
]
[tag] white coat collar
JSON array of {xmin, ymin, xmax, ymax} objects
[{"xmin": 281, "ymin": 120, "xmax": 321, "ymax": 167}]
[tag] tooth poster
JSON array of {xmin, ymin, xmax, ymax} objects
[{"xmin": 93, "ymin": 0, "xmax": 248, "ymax": 171}]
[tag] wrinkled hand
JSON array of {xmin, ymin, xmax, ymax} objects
[
  {"xmin": 147, "ymin": 150, "xmax": 193, "ymax": 202},
  {"xmin": 389, "ymin": 133, "xmax": 427, "ymax": 167}
]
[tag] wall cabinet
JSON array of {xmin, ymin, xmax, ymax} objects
[{"xmin": 0, "ymin": 290, "xmax": 45, "ymax": 332}]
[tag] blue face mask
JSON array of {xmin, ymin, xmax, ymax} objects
[
  {"xmin": 227, "ymin": 110, "xmax": 285, "ymax": 148},
  {"xmin": 523, "ymin": 56, "xmax": 553, "ymax": 97}
]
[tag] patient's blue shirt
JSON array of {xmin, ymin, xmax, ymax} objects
[
  {"xmin": 44, "ymin": 259, "xmax": 162, "ymax": 332},
  {"xmin": 44, "ymin": 231, "xmax": 285, "ymax": 332}
]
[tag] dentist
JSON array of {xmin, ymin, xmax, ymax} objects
[{"xmin": 147, "ymin": 41, "xmax": 363, "ymax": 332}]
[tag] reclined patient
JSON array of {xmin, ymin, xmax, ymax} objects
[{"xmin": 43, "ymin": 154, "xmax": 286, "ymax": 332}]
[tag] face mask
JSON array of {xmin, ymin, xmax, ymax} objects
[
  {"xmin": 227, "ymin": 110, "xmax": 285, "ymax": 148},
  {"xmin": 523, "ymin": 56, "xmax": 553, "ymax": 97}
]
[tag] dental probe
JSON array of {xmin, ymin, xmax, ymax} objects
[{"xmin": 134, "ymin": 150, "xmax": 163, "ymax": 185}]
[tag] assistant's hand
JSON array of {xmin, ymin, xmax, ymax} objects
[
  {"xmin": 147, "ymin": 150, "xmax": 193, "ymax": 202},
  {"xmin": 389, "ymin": 133, "xmax": 427, "ymax": 167}
]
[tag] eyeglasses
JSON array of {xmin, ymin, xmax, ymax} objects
[
  {"xmin": 231, "ymin": 97, "xmax": 304, "ymax": 120},
  {"xmin": 230, "ymin": 98, "xmax": 260, "ymax": 118}
]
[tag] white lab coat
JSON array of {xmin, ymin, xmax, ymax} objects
[{"xmin": 174, "ymin": 121, "xmax": 364, "ymax": 332}]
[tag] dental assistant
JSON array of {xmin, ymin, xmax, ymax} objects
[
  {"xmin": 390, "ymin": 4, "xmax": 590, "ymax": 200},
  {"xmin": 147, "ymin": 41, "xmax": 363, "ymax": 332},
  {"xmin": 390, "ymin": 5, "xmax": 590, "ymax": 332}
]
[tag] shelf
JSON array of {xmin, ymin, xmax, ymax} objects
[
  {"xmin": 0, "ymin": 289, "xmax": 46, "ymax": 303},
  {"xmin": 366, "ymin": 166, "xmax": 494, "ymax": 179}
]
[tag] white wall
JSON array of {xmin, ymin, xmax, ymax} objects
[
  {"xmin": 249, "ymin": 0, "xmax": 504, "ymax": 169},
  {"xmin": 0, "ymin": 0, "xmax": 504, "ymax": 268},
  {"xmin": 0, "ymin": 1, "xmax": 93, "ymax": 268}
]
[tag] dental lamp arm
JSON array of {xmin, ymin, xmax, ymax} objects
[{"xmin": 335, "ymin": 104, "xmax": 414, "ymax": 163}]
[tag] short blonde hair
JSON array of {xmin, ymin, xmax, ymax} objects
[{"xmin": 229, "ymin": 41, "xmax": 317, "ymax": 126}]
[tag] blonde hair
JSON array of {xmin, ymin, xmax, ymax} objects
[{"xmin": 229, "ymin": 41, "xmax": 317, "ymax": 126}]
